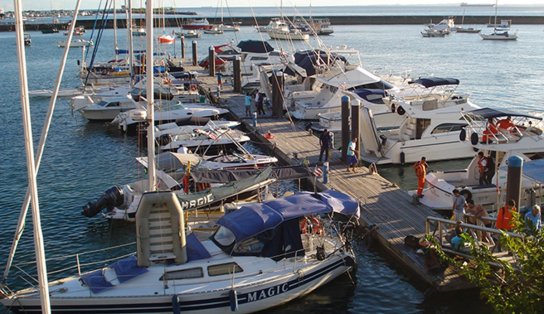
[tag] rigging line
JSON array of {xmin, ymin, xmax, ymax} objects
[
  {"xmin": 85, "ymin": 0, "xmax": 104, "ymax": 60},
  {"xmin": 84, "ymin": 0, "xmax": 112, "ymax": 86},
  {"xmin": 2, "ymin": 0, "xmax": 84, "ymax": 284}
]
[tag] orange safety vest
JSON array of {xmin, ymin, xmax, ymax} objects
[
  {"xmin": 413, "ymin": 161, "xmax": 426, "ymax": 178},
  {"xmin": 496, "ymin": 206, "xmax": 517, "ymax": 230}
]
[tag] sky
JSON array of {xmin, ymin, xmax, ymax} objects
[{"xmin": 0, "ymin": 0, "xmax": 540, "ymax": 11}]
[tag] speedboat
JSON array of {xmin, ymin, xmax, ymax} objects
[
  {"xmin": 418, "ymin": 108, "xmax": 544, "ymax": 211},
  {"xmin": 359, "ymin": 77, "xmax": 481, "ymax": 165},
  {"xmin": 72, "ymin": 95, "xmax": 138, "ymax": 121},
  {"xmin": 111, "ymin": 101, "xmax": 229, "ymax": 133},
  {"xmin": 57, "ymin": 38, "xmax": 93, "ymax": 48},
  {"xmin": 266, "ymin": 19, "xmax": 309, "ymax": 41},
  {"xmin": 181, "ymin": 18, "xmax": 213, "ymax": 30},
  {"xmin": 175, "ymin": 30, "xmax": 202, "ymax": 38},
  {"xmin": 82, "ymin": 165, "xmax": 278, "ymax": 221},
  {"xmin": 157, "ymin": 128, "xmax": 251, "ymax": 154},
  {"xmin": 289, "ymin": 66, "xmax": 397, "ymax": 120},
  {"xmin": 3, "ymin": 190, "xmax": 359, "ymax": 313}
]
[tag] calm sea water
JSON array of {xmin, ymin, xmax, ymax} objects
[{"xmin": 1, "ymin": 21, "xmax": 543, "ymax": 312}]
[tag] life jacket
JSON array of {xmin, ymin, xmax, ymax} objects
[
  {"xmin": 413, "ymin": 161, "xmax": 426, "ymax": 178},
  {"xmin": 496, "ymin": 206, "xmax": 516, "ymax": 230}
]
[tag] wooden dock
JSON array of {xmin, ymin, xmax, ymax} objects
[{"xmin": 184, "ymin": 63, "xmax": 472, "ymax": 293}]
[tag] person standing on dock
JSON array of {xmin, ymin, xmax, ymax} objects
[
  {"xmin": 346, "ymin": 137, "xmax": 358, "ymax": 173},
  {"xmin": 496, "ymin": 199, "xmax": 517, "ymax": 231},
  {"xmin": 451, "ymin": 189, "xmax": 466, "ymax": 222},
  {"xmin": 244, "ymin": 92, "xmax": 252, "ymax": 117},
  {"xmin": 319, "ymin": 129, "xmax": 333, "ymax": 162},
  {"xmin": 216, "ymin": 72, "xmax": 223, "ymax": 90},
  {"xmin": 477, "ymin": 152, "xmax": 489, "ymax": 185},
  {"xmin": 256, "ymin": 92, "xmax": 266, "ymax": 116},
  {"xmin": 413, "ymin": 157, "xmax": 428, "ymax": 198}
]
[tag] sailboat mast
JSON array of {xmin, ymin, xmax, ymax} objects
[
  {"xmin": 113, "ymin": 0, "xmax": 118, "ymax": 51},
  {"xmin": 494, "ymin": 0, "xmax": 498, "ymax": 27},
  {"xmin": 13, "ymin": 0, "xmax": 51, "ymax": 312},
  {"xmin": 126, "ymin": 0, "xmax": 135, "ymax": 87},
  {"xmin": 3, "ymin": 0, "xmax": 82, "ymax": 283},
  {"xmin": 146, "ymin": 0, "xmax": 157, "ymax": 191}
]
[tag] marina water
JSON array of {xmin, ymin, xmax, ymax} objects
[{"xmin": 1, "ymin": 21, "xmax": 543, "ymax": 312}]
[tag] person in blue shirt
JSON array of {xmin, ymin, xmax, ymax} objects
[
  {"xmin": 244, "ymin": 92, "xmax": 252, "ymax": 117},
  {"xmin": 525, "ymin": 204, "xmax": 542, "ymax": 234}
]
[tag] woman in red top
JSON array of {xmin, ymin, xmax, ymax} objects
[{"xmin": 496, "ymin": 199, "xmax": 517, "ymax": 231}]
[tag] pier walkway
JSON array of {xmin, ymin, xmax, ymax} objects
[{"xmin": 186, "ymin": 63, "xmax": 471, "ymax": 292}]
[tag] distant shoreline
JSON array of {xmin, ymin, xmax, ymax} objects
[{"xmin": 1, "ymin": 15, "xmax": 543, "ymax": 32}]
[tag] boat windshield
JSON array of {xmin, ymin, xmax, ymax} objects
[
  {"xmin": 97, "ymin": 100, "xmax": 109, "ymax": 107},
  {"xmin": 213, "ymin": 225, "xmax": 236, "ymax": 246}
]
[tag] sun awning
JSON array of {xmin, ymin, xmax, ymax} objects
[
  {"xmin": 409, "ymin": 77, "xmax": 460, "ymax": 88},
  {"xmin": 466, "ymin": 108, "xmax": 542, "ymax": 120}
]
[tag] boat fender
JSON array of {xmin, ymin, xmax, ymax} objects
[
  {"xmin": 316, "ymin": 245, "xmax": 326, "ymax": 261},
  {"xmin": 400, "ymin": 152, "xmax": 406, "ymax": 166},
  {"xmin": 460, "ymin": 189, "xmax": 472, "ymax": 202},
  {"xmin": 470, "ymin": 132, "xmax": 479, "ymax": 145},
  {"xmin": 396, "ymin": 106, "xmax": 406, "ymax": 115},
  {"xmin": 172, "ymin": 295, "xmax": 181, "ymax": 314},
  {"xmin": 229, "ymin": 289, "xmax": 238, "ymax": 312},
  {"xmin": 459, "ymin": 128, "xmax": 467, "ymax": 141},
  {"xmin": 183, "ymin": 174, "xmax": 190, "ymax": 194}
]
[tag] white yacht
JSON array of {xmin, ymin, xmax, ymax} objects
[
  {"xmin": 266, "ymin": 19, "xmax": 309, "ymax": 41},
  {"xmin": 418, "ymin": 108, "xmax": 544, "ymax": 211},
  {"xmin": 359, "ymin": 77, "xmax": 481, "ymax": 165}
]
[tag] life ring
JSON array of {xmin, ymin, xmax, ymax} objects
[
  {"xmin": 190, "ymin": 84, "xmax": 197, "ymax": 92},
  {"xmin": 300, "ymin": 216, "xmax": 323, "ymax": 235},
  {"xmin": 396, "ymin": 106, "xmax": 406, "ymax": 115}
]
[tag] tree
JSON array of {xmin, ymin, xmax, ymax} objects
[{"xmin": 428, "ymin": 212, "xmax": 544, "ymax": 313}]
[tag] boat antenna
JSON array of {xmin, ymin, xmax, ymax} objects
[
  {"xmin": 3, "ymin": 0, "xmax": 83, "ymax": 283},
  {"xmin": 125, "ymin": 0, "xmax": 135, "ymax": 88},
  {"xmin": 10, "ymin": 0, "xmax": 56, "ymax": 311},
  {"xmin": 146, "ymin": 0, "xmax": 157, "ymax": 191}
]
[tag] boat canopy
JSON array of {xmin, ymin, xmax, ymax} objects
[
  {"xmin": 318, "ymin": 66, "xmax": 383, "ymax": 88},
  {"xmin": 191, "ymin": 165, "xmax": 311, "ymax": 184},
  {"xmin": 236, "ymin": 40, "xmax": 274, "ymax": 53},
  {"xmin": 217, "ymin": 190, "xmax": 360, "ymax": 242},
  {"xmin": 410, "ymin": 77, "xmax": 460, "ymax": 88},
  {"xmin": 522, "ymin": 159, "xmax": 544, "ymax": 184},
  {"xmin": 467, "ymin": 108, "xmax": 543, "ymax": 120},
  {"xmin": 285, "ymin": 49, "xmax": 347, "ymax": 77}
]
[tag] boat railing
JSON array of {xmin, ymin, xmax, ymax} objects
[
  {"xmin": 425, "ymin": 216, "xmax": 523, "ymax": 258},
  {"xmin": 7, "ymin": 242, "xmax": 137, "ymax": 287}
]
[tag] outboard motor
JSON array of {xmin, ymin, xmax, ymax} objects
[
  {"xmin": 82, "ymin": 185, "xmax": 125, "ymax": 217},
  {"xmin": 157, "ymin": 134, "xmax": 173, "ymax": 146}
]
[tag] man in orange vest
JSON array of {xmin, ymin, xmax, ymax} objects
[
  {"xmin": 413, "ymin": 156, "xmax": 428, "ymax": 198},
  {"xmin": 496, "ymin": 199, "xmax": 517, "ymax": 231}
]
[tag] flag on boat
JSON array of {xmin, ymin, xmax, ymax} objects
[{"xmin": 313, "ymin": 165, "xmax": 323, "ymax": 177}]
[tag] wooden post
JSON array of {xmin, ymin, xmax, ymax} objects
[
  {"xmin": 351, "ymin": 98, "xmax": 361, "ymax": 160},
  {"xmin": 191, "ymin": 40, "xmax": 197, "ymax": 66},
  {"xmin": 270, "ymin": 71, "xmax": 284, "ymax": 117},
  {"xmin": 341, "ymin": 95, "xmax": 350, "ymax": 162},
  {"xmin": 208, "ymin": 46, "xmax": 216, "ymax": 77},
  {"xmin": 180, "ymin": 35, "xmax": 185, "ymax": 59},
  {"xmin": 233, "ymin": 56, "xmax": 242, "ymax": 93}
]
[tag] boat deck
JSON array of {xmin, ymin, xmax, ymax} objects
[{"xmin": 186, "ymin": 64, "xmax": 472, "ymax": 292}]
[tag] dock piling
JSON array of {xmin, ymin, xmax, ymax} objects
[
  {"xmin": 233, "ymin": 56, "xmax": 242, "ymax": 93},
  {"xmin": 506, "ymin": 155, "xmax": 523, "ymax": 208},
  {"xmin": 341, "ymin": 96, "xmax": 350, "ymax": 162},
  {"xmin": 191, "ymin": 40, "xmax": 197, "ymax": 66},
  {"xmin": 180, "ymin": 35, "xmax": 185, "ymax": 59},
  {"xmin": 208, "ymin": 46, "xmax": 216, "ymax": 77},
  {"xmin": 351, "ymin": 99, "xmax": 361, "ymax": 160},
  {"xmin": 270, "ymin": 71, "xmax": 284, "ymax": 117}
]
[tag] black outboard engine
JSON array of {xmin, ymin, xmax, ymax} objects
[
  {"xmin": 82, "ymin": 185, "xmax": 125, "ymax": 217},
  {"xmin": 157, "ymin": 134, "xmax": 173, "ymax": 146}
]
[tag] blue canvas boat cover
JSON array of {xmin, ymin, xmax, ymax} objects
[
  {"xmin": 353, "ymin": 88, "xmax": 386, "ymax": 104},
  {"xmin": 236, "ymin": 40, "xmax": 274, "ymax": 53},
  {"xmin": 523, "ymin": 159, "xmax": 544, "ymax": 183},
  {"xmin": 410, "ymin": 77, "xmax": 460, "ymax": 88},
  {"xmin": 217, "ymin": 191, "xmax": 359, "ymax": 241},
  {"xmin": 285, "ymin": 49, "xmax": 347, "ymax": 77}
]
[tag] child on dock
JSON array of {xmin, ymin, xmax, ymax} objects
[{"xmin": 346, "ymin": 137, "xmax": 358, "ymax": 173}]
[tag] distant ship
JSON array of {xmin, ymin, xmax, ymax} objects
[{"xmin": 460, "ymin": 2, "xmax": 495, "ymax": 6}]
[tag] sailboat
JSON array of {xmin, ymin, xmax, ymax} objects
[
  {"xmin": 455, "ymin": 8, "xmax": 481, "ymax": 33},
  {"xmin": 480, "ymin": 0, "xmax": 517, "ymax": 40}
]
